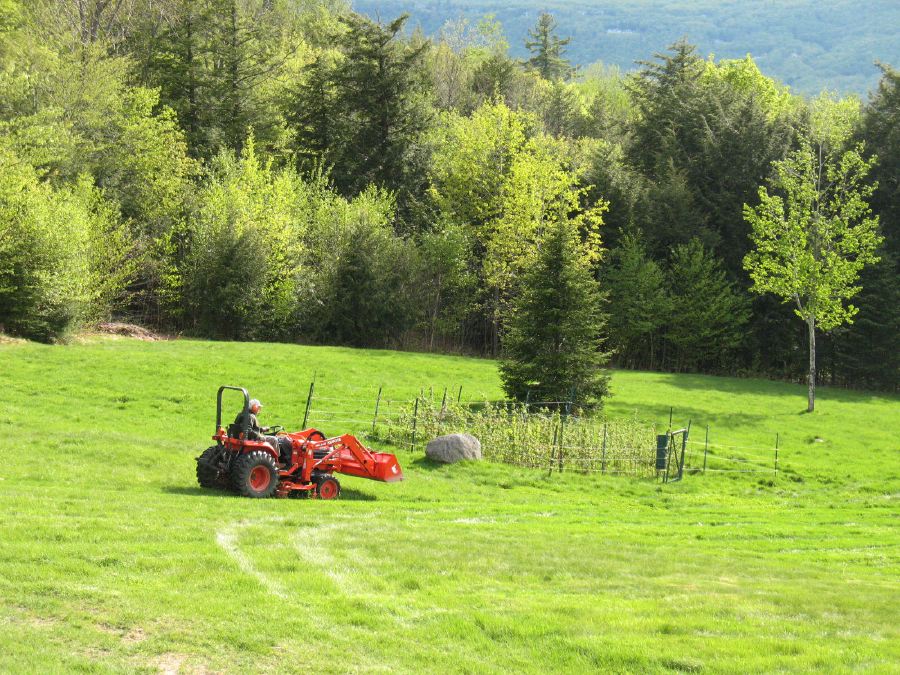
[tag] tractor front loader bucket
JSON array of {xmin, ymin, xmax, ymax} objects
[{"xmin": 317, "ymin": 434, "xmax": 404, "ymax": 483}]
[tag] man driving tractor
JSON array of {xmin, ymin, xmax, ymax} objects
[{"xmin": 234, "ymin": 398, "xmax": 291, "ymax": 463}]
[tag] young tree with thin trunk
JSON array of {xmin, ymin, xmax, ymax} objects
[{"xmin": 743, "ymin": 130, "xmax": 882, "ymax": 411}]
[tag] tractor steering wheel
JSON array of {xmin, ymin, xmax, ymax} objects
[{"xmin": 267, "ymin": 425, "xmax": 285, "ymax": 435}]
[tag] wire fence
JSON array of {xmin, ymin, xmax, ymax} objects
[
  {"xmin": 299, "ymin": 383, "xmax": 784, "ymax": 482},
  {"xmin": 679, "ymin": 428, "xmax": 782, "ymax": 479}
]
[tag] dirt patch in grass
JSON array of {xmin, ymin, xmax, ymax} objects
[
  {"xmin": 0, "ymin": 333, "xmax": 27, "ymax": 344},
  {"xmin": 96, "ymin": 322, "xmax": 170, "ymax": 341},
  {"xmin": 123, "ymin": 626, "xmax": 148, "ymax": 644},
  {"xmin": 153, "ymin": 652, "xmax": 211, "ymax": 675}
]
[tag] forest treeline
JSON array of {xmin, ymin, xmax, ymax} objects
[
  {"xmin": 0, "ymin": 1, "xmax": 897, "ymax": 391},
  {"xmin": 353, "ymin": 0, "xmax": 900, "ymax": 95}
]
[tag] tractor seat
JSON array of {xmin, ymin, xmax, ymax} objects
[{"xmin": 227, "ymin": 424, "xmax": 244, "ymax": 439}]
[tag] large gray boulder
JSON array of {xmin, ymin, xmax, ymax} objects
[{"xmin": 425, "ymin": 433, "xmax": 482, "ymax": 463}]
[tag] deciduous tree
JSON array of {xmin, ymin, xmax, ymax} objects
[{"xmin": 743, "ymin": 114, "xmax": 882, "ymax": 410}]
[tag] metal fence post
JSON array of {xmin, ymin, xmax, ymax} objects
[
  {"xmin": 678, "ymin": 420, "xmax": 691, "ymax": 480},
  {"xmin": 663, "ymin": 436, "xmax": 675, "ymax": 483},
  {"xmin": 457, "ymin": 385, "xmax": 462, "ymax": 403},
  {"xmin": 558, "ymin": 410, "xmax": 567, "ymax": 473},
  {"xmin": 372, "ymin": 386, "xmax": 382, "ymax": 434},
  {"xmin": 547, "ymin": 425, "xmax": 558, "ymax": 476},
  {"xmin": 302, "ymin": 381, "xmax": 315, "ymax": 429},
  {"xmin": 411, "ymin": 396, "xmax": 419, "ymax": 450},
  {"xmin": 775, "ymin": 432, "xmax": 780, "ymax": 480},
  {"xmin": 601, "ymin": 423, "xmax": 608, "ymax": 474},
  {"xmin": 703, "ymin": 425, "xmax": 709, "ymax": 474}
]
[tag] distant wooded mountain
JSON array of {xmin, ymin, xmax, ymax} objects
[{"xmin": 353, "ymin": 0, "xmax": 899, "ymax": 96}]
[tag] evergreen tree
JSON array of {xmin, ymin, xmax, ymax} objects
[
  {"xmin": 471, "ymin": 52, "xmax": 519, "ymax": 104},
  {"xmin": 524, "ymin": 12, "xmax": 573, "ymax": 82},
  {"xmin": 859, "ymin": 63, "xmax": 900, "ymax": 259},
  {"xmin": 500, "ymin": 219, "xmax": 610, "ymax": 406},
  {"xmin": 604, "ymin": 233, "xmax": 669, "ymax": 370},
  {"xmin": 540, "ymin": 80, "xmax": 583, "ymax": 137},
  {"xmin": 826, "ymin": 248, "xmax": 900, "ymax": 391},
  {"xmin": 133, "ymin": 0, "xmax": 298, "ymax": 159},
  {"xmin": 295, "ymin": 13, "xmax": 432, "ymax": 227},
  {"xmin": 666, "ymin": 239, "xmax": 750, "ymax": 372},
  {"xmin": 628, "ymin": 42, "xmax": 795, "ymax": 272}
]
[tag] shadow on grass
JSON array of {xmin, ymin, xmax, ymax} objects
[
  {"xmin": 337, "ymin": 488, "xmax": 377, "ymax": 501},
  {"xmin": 409, "ymin": 456, "xmax": 450, "ymax": 472},
  {"xmin": 651, "ymin": 371, "xmax": 894, "ymax": 404},
  {"xmin": 160, "ymin": 484, "xmax": 378, "ymax": 501},
  {"xmin": 161, "ymin": 485, "xmax": 234, "ymax": 497},
  {"xmin": 622, "ymin": 402, "xmax": 771, "ymax": 427}
]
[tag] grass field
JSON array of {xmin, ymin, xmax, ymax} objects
[{"xmin": 0, "ymin": 336, "xmax": 898, "ymax": 673}]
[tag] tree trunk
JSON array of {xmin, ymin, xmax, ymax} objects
[{"xmin": 807, "ymin": 314, "xmax": 816, "ymax": 412}]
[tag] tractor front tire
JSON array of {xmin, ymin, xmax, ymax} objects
[
  {"xmin": 316, "ymin": 476, "xmax": 341, "ymax": 500},
  {"xmin": 231, "ymin": 451, "xmax": 279, "ymax": 498},
  {"xmin": 197, "ymin": 446, "xmax": 228, "ymax": 490}
]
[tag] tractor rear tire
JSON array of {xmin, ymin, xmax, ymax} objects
[
  {"xmin": 197, "ymin": 446, "xmax": 228, "ymax": 490},
  {"xmin": 231, "ymin": 451, "xmax": 279, "ymax": 498},
  {"xmin": 316, "ymin": 476, "xmax": 341, "ymax": 500}
]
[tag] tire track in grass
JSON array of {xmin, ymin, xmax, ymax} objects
[
  {"xmin": 216, "ymin": 518, "xmax": 290, "ymax": 600},
  {"xmin": 218, "ymin": 511, "xmax": 557, "ymax": 620}
]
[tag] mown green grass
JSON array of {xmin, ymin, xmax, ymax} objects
[{"xmin": 0, "ymin": 336, "xmax": 897, "ymax": 673}]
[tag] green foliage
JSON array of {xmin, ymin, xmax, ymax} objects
[
  {"xmin": 428, "ymin": 15, "xmax": 508, "ymax": 112},
  {"xmin": 352, "ymin": 0, "xmax": 900, "ymax": 95},
  {"xmin": 826, "ymin": 248, "xmax": 900, "ymax": 391},
  {"xmin": 524, "ymin": 12, "xmax": 573, "ymax": 82},
  {"xmin": 859, "ymin": 64, "xmax": 900, "ymax": 259},
  {"xmin": 305, "ymin": 186, "xmax": 420, "ymax": 347},
  {"xmin": 743, "ymin": 117, "xmax": 883, "ymax": 408},
  {"xmin": 743, "ymin": 140, "xmax": 881, "ymax": 331},
  {"xmin": 94, "ymin": 87, "xmax": 196, "ymax": 238},
  {"xmin": 0, "ymin": 147, "xmax": 134, "ymax": 340},
  {"xmin": 628, "ymin": 41, "xmax": 796, "ymax": 271},
  {"xmin": 292, "ymin": 12, "xmax": 432, "ymax": 225},
  {"xmin": 415, "ymin": 224, "xmax": 476, "ymax": 348},
  {"xmin": 431, "ymin": 100, "xmax": 605, "ymax": 352},
  {"xmin": 131, "ymin": 0, "xmax": 306, "ymax": 159},
  {"xmin": 666, "ymin": 239, "xmax": 750, "ymax": 371},
  {"xmin": 429, "ymin": 100, "xmax": 533, "ymax": 235},
  {"xmin": 500, "ymin": 219, "xmax": 610, "ymax": 406},
  {"xmin": 604, "ymin": 233, "xmax": 668, "ymax": 369},
  {"xmin": 180, "ymin": 137, "xmax": 305, "ymax": 340},
  {"xmin": 0, "ymin": 1, "xmax": 895, "ymax": 390}
]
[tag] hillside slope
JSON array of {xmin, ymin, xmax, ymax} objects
[
  {"xmin": 0, "ymin": 337, "xmax": 897, "ymax": 672},
  {"xmin": 353, "ymin": 0, "xmax": 900, "ymax": 95}
]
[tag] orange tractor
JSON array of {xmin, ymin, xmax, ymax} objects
[{"xmin": 196, "ymin": 386, "xmax": 403, "ymax": 499}]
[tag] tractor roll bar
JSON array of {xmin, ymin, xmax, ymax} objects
[{"xmin": 216, "ymin": 386, "xmax": 250, "ymax": 436}]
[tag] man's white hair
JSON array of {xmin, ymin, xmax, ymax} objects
[{"xmin": 250, "ymin": 398, "xmax": 262, "ymax": 409}]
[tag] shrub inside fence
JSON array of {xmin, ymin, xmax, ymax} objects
[{"xmin": 371, "ymin": 397, "xmax": 657, "ymax": 477}]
